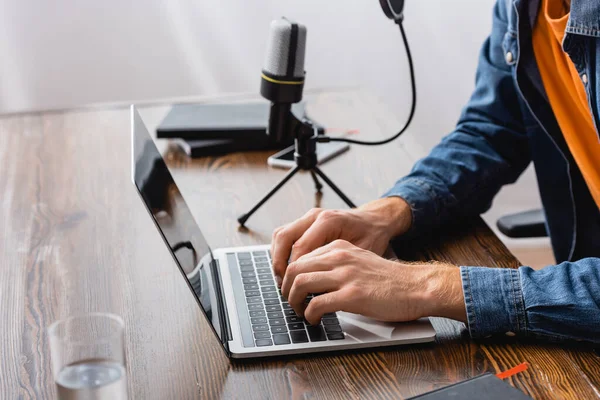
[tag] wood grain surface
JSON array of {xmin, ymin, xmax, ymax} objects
[{"xmin": 1, "ymin": 89, "xmax": 598, "ymax": 399}]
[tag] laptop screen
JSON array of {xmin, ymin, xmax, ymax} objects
[{"xmin": 130, "ymin": 106, "xmax": 227, "ymax": 347}]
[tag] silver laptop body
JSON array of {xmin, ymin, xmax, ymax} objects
[{"xmin": 131, "ymin": 106, "xmax": 435, "ymax": 358}]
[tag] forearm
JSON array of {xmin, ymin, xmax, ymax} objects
[{"xmin": 413, "ymin": 264, "xmax": 467, "ymax": 323}]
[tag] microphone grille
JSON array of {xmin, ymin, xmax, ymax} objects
[{"xmin": 263, "ymin": 18, "xmax": 306, "ymax": 79}]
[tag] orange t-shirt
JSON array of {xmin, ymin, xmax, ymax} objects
[{"xmin": 533, "ymin": 0, "xmax": 600, "ymax": 208}]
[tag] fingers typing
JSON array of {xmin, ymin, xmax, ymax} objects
[{"xmin": 271, "ymin": 208, "xmax": 321, "ymax": 281}]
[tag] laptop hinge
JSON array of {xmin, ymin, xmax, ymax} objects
[{"xmin": 211, "ymin": 258, "xmax": 233, "ymax": 351}]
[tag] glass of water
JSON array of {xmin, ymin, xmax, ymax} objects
[{"xmin": 48, "ymin": 313, "xmax": 127, "ymax": 400}]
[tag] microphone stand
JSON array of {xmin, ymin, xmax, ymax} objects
[{"xmin": 238, "ymin": 109, "xmax": 356, "ymax": 226}]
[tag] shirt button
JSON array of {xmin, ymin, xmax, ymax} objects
[
  {"xmin": 582, "ymin": 74, "xmax": 588, "ymax": 84},
  {"xmin": 505, "ymin": 52, "xmax": 514, "ymax": 64},
  {"xmin": 505, "ymin": 331, "xmax": 516, "ymax": 337}
]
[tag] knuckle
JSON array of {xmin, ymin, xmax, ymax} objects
[
  {"xmin": 293, "ymin": 273, "xmax": 309, "ymax": 288},
  {"xmin": 286, "ymin": 262, "xmax": 299, "ymax": 276},
  {"xmin": 291, "ymin": 241, "xmax": 305, "ymax": 254},
  {"xmin": 345, "ymin": 285, "xmax": 361, "ymax": 299},
  {"xmin": 331, "ymin": 238, "xmax": 349, "ymax": 248},
  {"xmin": 317, "ymin": 209, "xmax": 339, "ymax": 222},
  {"xmin": 272, "ymin": 226, "xmax": 285, "ymax": 240},
  {"xmin": 307, "ymin": 207, "xmax": 322, "ymax": 218},
  {"xmin": 328, "ymin": 248, "xmax": 349, "ymax": 263},
  {"xmin": 311, "ymin": 295, "xmax": 327, "ymax": 309}
]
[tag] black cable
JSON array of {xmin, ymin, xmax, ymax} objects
[{"xmin": 317, "ymin": 20, "xmax": 416, "ymax": 146}]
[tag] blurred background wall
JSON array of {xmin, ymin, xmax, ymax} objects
[{"xmin": 0, "ymin": 0, "xmax": 552, "ymax": 265}]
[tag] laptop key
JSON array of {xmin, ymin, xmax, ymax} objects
[
  {"xmin": 244, "ymin": 284, "xmax": 259, "ymax": 290},
  {"xmin": 273, "ymin": 333, "xmax": 291, "ymax": 345},
  {"xmin": 265, "ymin": 305, "xmax": 280, "ymax": 312},
  {"xmin": 267, "ymin": 311, "xmax": 284, "ymax": 319},
  {"xmin": 255, "ymin": 257, "xmax": 269, "ymax": 263},
  {"xmin": 252, "ymin": 324, "xmax": 270, "ymax": 332},
  {"xmin": 249, "ymin": 310, "xmax": 265, "ymax": 317},
  {"xmin": 269, "ymin": 318, "xmax": 286, "ymax": 326},
  {"xmin": 254, "ymin": 331, "xmax": 271, "ymax": 339},
  {"xmin": 271, "ymin": 326, "xmax": 288, "ymax": 334},
  {"xmin": 262, "ymin": 286, "xmax": 277, "ymax": 293},
  {"xmin": 242, "ymin": 277, "xmax": 257, "ymax": 284},
  {"xmin": 324, "ymin": 325, "xmax": 342, "ymax": 333},
  {"xmin": 255, "ymin": 339, "xmax": 273, "ymax": 347},
  {"xmin": 240, "ymin": 265, "xmax": 255, "ymax": 272},
  {"xmin": 288, "ymin": 322, "xmax": 304, "ymax": 330},
  {"xmin": 258, "ymin": 274, "xmax": 272, "ymax": 280},
  {"xmin": 281, "ymin": 303, "xmax": 292, "ymax": 309},
  {"xmin": 256, "ymin": 268, "xmax": 271, "ymax": 274},
  {"xmin": 255, "ymin": 262, "xmax": 269, "ymax": 269},
  {"xmin": 263, "ymin": 293, "xmax": 278, "ymax": 299},
  {"xmin": 283, "ymin": 310, "xmax": 297, "ymax": 317},
  {"xmin": 252, "ymin": 251, "xmax": 267, "ymax": 257},
  {"xmin": 306, "ymin": 326, "xmax": 327, "ymax": 342},
  {"xmin": 251, "ymin": 317, "xmax": 268, "ymax": 324},
  {"xmin": 327, "ymin": 332, "xmax": 345, "ymax": 340},
  {"xmin": 248, "ymin": 304, "xmax": 263, "ymax": 311},
  {"xmin": 263, "ymin": 299, "xmax": 279, "ymax": 305},
  {"xmin": 290, "ymin": 330, "xmax": 309, "ymax": 343},
  {"xmin": 260, "ymin": 280, "xmax": 275, "ymax": 286},
  {"xmin": 286, "ymin": 316, "xmax": 302, "ymax": 323},
  {"xmin": 237, "ymin": 252, "xmax": 251, "ymax": 260},
  {"xmin": 239, "ymin": 260, "xmax": 254, "ymax": 267},
  {"xmin": 322, "ymin": 318, "xmax": 339, "ymax": 325},
  {"xmin": 246, "ymin": 297, "xmax": 262, "ymax": 304},
  {"xmin": 245, "ymin": 291, "xmax": 260, "ymax": 297},
  {"xmin": 241, "ymin": 272, "xmax": 256, "ymax": 278}
]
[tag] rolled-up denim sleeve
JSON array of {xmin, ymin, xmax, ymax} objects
[
  {"xmin": 461, "ymin": 258, "xmax": 600, "ymax": 344},
  {"xmin": 382, "ymin": 177, "xmax": 446, "ymax": 238}
]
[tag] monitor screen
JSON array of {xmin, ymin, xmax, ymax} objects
[{"xmin": 131, "ymin": 106, "xmax": 226, "ymax": 346}]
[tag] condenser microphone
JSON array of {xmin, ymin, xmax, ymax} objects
[{"xmin": 260, "ymin": 18, "xmax": 307, "ymax": 143}]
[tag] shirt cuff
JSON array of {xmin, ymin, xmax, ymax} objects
[
  {"xmin": 381, "ymin": 177, "xmax": 441, "ymax": 238},
  {"xmin": 460, "ymin": 266, "xmax": 528, "ymax": 338}
]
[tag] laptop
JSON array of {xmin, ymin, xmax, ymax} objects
[{"xmin": 131, "ymin": 106, "xmax": 436, "ymax": 358}]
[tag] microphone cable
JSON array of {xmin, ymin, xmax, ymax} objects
[{"xmin": 317, "ymin": 20, "xmax": 416, "ymax": 146}]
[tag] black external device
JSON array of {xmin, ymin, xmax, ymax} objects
[
  {"xmin": 156, "ymin": 102, "xmax": 304, "ymax": 141},
  {"xmin": 407, "ymin": 374, "xmax": 533, "ymax": 400}
]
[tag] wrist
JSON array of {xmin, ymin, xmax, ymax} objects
[
  {"xmin": 421, "ymin": 264, "xmax": 467, "ymax": 322},
  {"xmin": 359, "ymin": 197, "xmax": 412, "ymax": 238}
]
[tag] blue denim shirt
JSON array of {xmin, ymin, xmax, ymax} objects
[{"xmin": 384, "ymin": 0, "xmax": 600, "ymax": 344}]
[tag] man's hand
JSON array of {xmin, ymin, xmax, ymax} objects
[
  {"xmin": 271, "ymin": 197, "xmax": 412, "ymax": 284},
  {"xmin": 280, "ymin": 239, "xmax": 467, "ymax": 325}
]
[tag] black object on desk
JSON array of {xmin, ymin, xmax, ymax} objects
[
  {"xmin": 157, "ymin": 102, "xmax": 268, "ymax": 140},
  {"xmin": 157, "ymin": 101, "xmax": 305, "ymax": 140},
  {"xmin": 173, "ymin": 137, "xmax": 290, "ymax": 158},
  {"xmin": 408, "ymin": 374, "xmax": 533, "ymax": 399},
  {"xmin": 157, "ymin": 102, "xmax": 302, "ymax": 157}
]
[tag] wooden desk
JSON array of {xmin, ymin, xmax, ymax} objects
[{"xmin": 1, "ymin": 90, "xmax": 598, "ymax": 399}]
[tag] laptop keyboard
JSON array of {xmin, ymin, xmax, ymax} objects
[{"xmin": 237, "ymin": 250, "xmax": 345, "ymax": 347}]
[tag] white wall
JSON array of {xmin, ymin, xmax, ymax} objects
[
  {"xmin": 1, "ymin": 1, "xmax": 493, "ymax": 137},
  {"xmin": 0, "ymin": 0, "xmax": 548, "ymax": 254}
]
